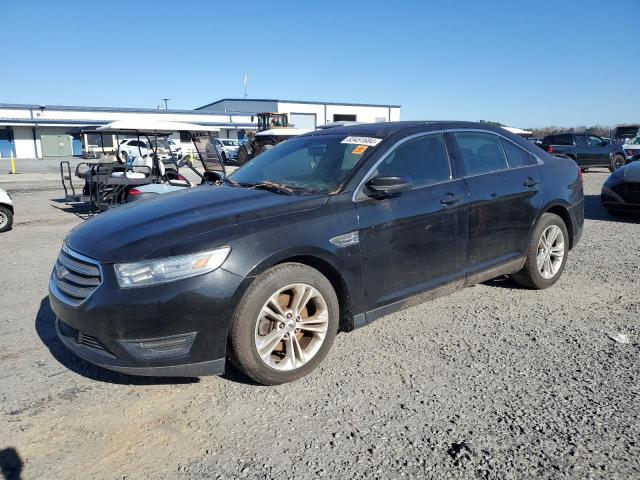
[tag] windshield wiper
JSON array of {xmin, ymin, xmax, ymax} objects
[
  {"xmin": 224, "ymin": 178, "xmax": 308, "ymax": 195},
  {"xmin": 251, "ymin": 181, "xmax": 295, "ymax": 195}
]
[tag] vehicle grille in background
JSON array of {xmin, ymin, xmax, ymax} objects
[
  {"xmin": 58, "ymin": 320, "xmax": 111, "ymax": 355},
  {"xmin": 53, "ymin": 247, "xmax": 102, "ymax": 305}
]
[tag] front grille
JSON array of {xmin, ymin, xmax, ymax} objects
[
  {"xmin": 617, "ymin": 183, "xmax": 640, "ymax": 203},
  {"xmin": 58, "ymin": 320, "xmax": 112, "ymax": 355},
  {"xmin": 53, "ymin": 246, "xmax": 102, "ymax": 305}
]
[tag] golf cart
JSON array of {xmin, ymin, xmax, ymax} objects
[{"xmin": 60, "ymin": 120, "xmax": 225, "ymax": 212}]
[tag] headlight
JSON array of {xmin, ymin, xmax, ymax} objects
[{"xmin": 114, "ymin": 247, "xmax": 231, "ymax": 288}]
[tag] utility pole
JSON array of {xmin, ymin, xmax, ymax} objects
[
  {"xmin": 162, "ymin": 98, "xmax": 170, "ymax": 110},
  {"xmin": 243, "ymin": 75, "xmax": 248, "ymax": 99}
]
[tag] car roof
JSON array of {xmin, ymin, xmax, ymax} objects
[{"xmin": 308, "ymin": 121, "xmax": 513, "ymax": 139}]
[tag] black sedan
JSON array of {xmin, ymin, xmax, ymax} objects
[
  {"xmin": 601, "ymin": 160, "xmax": 640, "ymax": 215},
  {"xmin": 49, "ymin": 121, "xmax": 584, "ymax": 385}
]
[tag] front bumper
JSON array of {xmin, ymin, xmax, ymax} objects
[
  {"xmin": 49, "ymin": 264, "xmax": 247, "ymax": 377},
  {"xmin": 601, "ymin": 183, "xmax": 640, "ymax": 210}
]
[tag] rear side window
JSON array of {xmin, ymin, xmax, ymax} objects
[
  {"xmin": 451, "ymin": 132, "xmax": 508, "ymax": 176},
  {"xmin": 500, "ymin": 139, "xmax": 538, "ymax": 168},
  {"xmin": 375, "ymin": 133, "xmax": 451, "ymax": 186},
  {"xmin": 575, "ymin": 135, "xmax": 588, "ymax": 146},
  {"xmin": 557, "ymin": 134, "xmax": 574, "ymax": 145}
]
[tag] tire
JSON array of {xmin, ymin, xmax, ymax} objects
[
  {"xmin": 220, "ymin": 151, "xmax": 227, "ymax": 164},
  {"xmin": 512, "ymin": 213, "xmax": 569, "ymax": 290},
  {"xmin": 229, "ymin": 262, "xmax": 339, "ymax": 385},
  {"xmin": 259, "ymin": 143, "xmax": 274, "ymax": 154},
  {"xmin": 237, "ymin": 146, "xmax": 251, "ymax": 166},
  {"xmin": 610, "ymin": 154, "xmax": 625, "ymax": 172},
  {"xmin": 606, "ymin": 208, "xmax": 624, "ymax": 217},
  {"xmin": 0, "ymin": 205, "xmax": 13, "ymax": 233},
  {"xmin": 120, "ymin": 151, "xmax": 128, "ymax": 163}
]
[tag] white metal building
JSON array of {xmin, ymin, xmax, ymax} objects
[
  {"xmin": 197, "ymin": 98, "xmax": 402, "ymax": 130},
  {"xmin": 0, "ymin": 99, "xmax": 401, "ymax": 159}
]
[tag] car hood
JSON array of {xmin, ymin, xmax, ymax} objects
[{"xmin": 67, "ymin": 185, "xmax": 328, "ymax": 263}]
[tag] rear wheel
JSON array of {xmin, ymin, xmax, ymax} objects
[
  {"xmin": 0, "ymin": 206, "xmax": 13, "ymax": 232},
  {"xmin": 512, "ymin": 213, "xmax": 569, "ymax": 289},
  {"xmin": 229, "ymin": 263, "xmax": 339, "ymax": 385},
  {"xmin": 610, "ymin": 154, "xmax": 625, "ymax": 172}
]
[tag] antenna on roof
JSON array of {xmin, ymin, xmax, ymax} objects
[{"xmin": 243, "ymin": 74, "xmax": 248, "ymax": 99}]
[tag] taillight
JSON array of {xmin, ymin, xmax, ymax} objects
[
  {"xmin": 177, "ymin": 174, "xmax": 186, "ymax": 181},
  {"xmin": 546, "ymin": 145, "xmax": 554, "ymax": 153},
  {"xmin": 128, "ymin": 188, "xmax": 142, "ymax": 196}
]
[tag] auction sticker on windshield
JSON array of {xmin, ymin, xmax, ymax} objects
[{"xmin": 341, "ymin": 136, "xmax": 382, "ymax": 147}]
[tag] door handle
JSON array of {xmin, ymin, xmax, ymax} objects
[
  {"xmin": 441, "ymin": 194, "xmax": 463, "ymax": 205},
  {"xmin": 523, "ymin": 178, "xmax": 540, "ymax": 188}
]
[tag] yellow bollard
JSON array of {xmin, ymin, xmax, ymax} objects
[{"xmin": 9, "ymin": 152, "xmax": 16, "ymax": 174}]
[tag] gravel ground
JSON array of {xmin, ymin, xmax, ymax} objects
[{"xmin": 0, "ymin": 167, "xmax": 638, "ymax": 480}]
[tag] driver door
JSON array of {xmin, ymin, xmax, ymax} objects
[{"xmin": 355, "ymin": 133, "xmax": 469, "ymax": 313}]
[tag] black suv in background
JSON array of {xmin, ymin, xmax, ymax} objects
[
  {"xmin": 50, "ymin": 122, "xmax": 584, "ymax": 385},
  {"xmin": 540, "ymin": 133, "xmax": 627, "ymax": 171}
]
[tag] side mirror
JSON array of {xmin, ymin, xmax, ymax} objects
[{"xmin": 363, "ymin": 175, "xmax": 412, "ymax": 198}]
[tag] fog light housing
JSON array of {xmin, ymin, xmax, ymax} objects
[{"xmin": 118, "ymin": 332, "xmax": 196, "ymax": 360}]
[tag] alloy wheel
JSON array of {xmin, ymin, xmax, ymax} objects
[
  {"xmin": 536, "ymin": 225, "xmax": 565, "ymax": 279},
  {"xmin": 254, "ymin": 283, "xmax": 329, "ymax": 371},
  {"xmin": 0, "ymin": 211, "xmax": 7, "ymax": 229}
]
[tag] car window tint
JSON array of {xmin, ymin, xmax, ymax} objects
[
  {"xmin": 451, "ymin": 132, "xmax": 508, "ymax": 176},
  {"xmin": 375, "ymin": 133, "xmax": 450, "ymax": 186},
  {"xmin": 575, "ymin": 135, "xmax": 588, "ymax": 146},
  {"xmin": 555, "ymin": 134, "xmax": 573, "ymax": 145},
  {"xmin": 500, "ymin": 139, "xmax": 537, "ymax": 168}
]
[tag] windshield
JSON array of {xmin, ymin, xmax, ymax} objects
[
  {"xmin": 221, "ymin": 139, "xmax": 238, "ymax": 146},
  {"xmin": 228, "ymin": 134, "xmax": 378, "ymax": 194}
]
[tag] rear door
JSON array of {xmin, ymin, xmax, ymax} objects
[
  {"xmin": 356, "ymin": 132, "xmax": 469, "ymax": 311},
  {"xmin": 574, "ymin": 134, "xmax": 592, "ymax": 166},
  {"xmin": 447, "ymin": 131, "xmax": 543, "ymax": 275},
  {"xmin": 586, "ymin": 135, "xmax": 608, "ymax": 167}
]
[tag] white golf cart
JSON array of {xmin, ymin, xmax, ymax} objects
[{"xmin": 60, "ymin": 120, "xmax": 225, "ymax": 212}]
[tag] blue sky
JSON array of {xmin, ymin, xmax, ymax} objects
[{"xmin": 2, "ymin": 0, "xmax": 638, "ymax": 128}]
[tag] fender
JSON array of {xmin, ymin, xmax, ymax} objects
[{"xmin": 245, "ymin": 244, "xmax": 350, "ymax": 279}]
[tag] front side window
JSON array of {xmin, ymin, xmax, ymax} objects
[
  {"xmin": 588, "ymin": 135, "xmax": 603, "ymax": 146},
  {"xmin": 373, "ymin": 133, "xmax": 450, "ymax": 186},
  {"xmin": 451, "ymin": 132, "xmax": 508, "ymax": 176},
  {"xmin": 500, "ymin": 138, "xmax": 537, "ymax": 168},
  {"xmin": 228, "ymin": 134, "xmax": 377, "ymax": 194}
]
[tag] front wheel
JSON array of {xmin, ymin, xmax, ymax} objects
[
  {"xmin": 0, "ymin": 206, "xmax": 13, "ymax": 232},
  {"xmin": 229, "ymin": 263, "xmax": 339, "ymax": 385},
  {"xmin": 512, "ymin": 213, "xmax": 569, "ymax": 289},
  {"xmin": 237, "ymin": 146, "xmax": 252, "ymax": 166},
  {"xmin": 610, "ymin": 154, "xmax": 625, "ymax": 172}
]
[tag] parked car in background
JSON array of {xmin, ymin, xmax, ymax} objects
[
  {"xmin": 601, "ymin": 160, "xmax": 640, "ymax": 215},
  {"xmin": 0, "ymin": 187, "xmax": 14, "ymax": 232},
  {"xmin": 610, "ymin": 125, "xmax": 639, "ymax": 145},
  {"xmin": 49, "ymin": 121, "xmax": 584, "ymax": 385},
  {"xmin": 622, "ymin": 135, "xmax": 640, "ymax": 161},
  {"xmin": 539, "ymin": 133, "xmax": 627, "ymax": 171},
  {"xmin": 212, "ymin": 138, "xmax": 240, "ymax": 162},
  {"xmin": 119, "ymin": 139, "xmax": 172, "ymax": 162}
]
